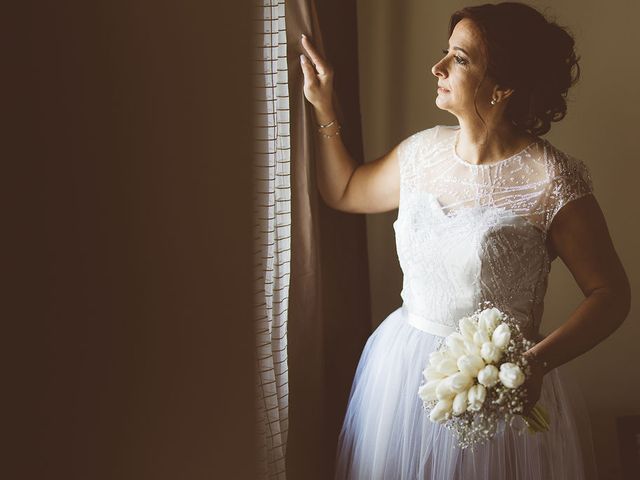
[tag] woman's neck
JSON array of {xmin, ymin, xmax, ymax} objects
[{"xmin": 455, "ymin": 120, "xmax": 539, "ymax": 166}]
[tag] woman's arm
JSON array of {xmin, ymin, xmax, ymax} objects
[
  {"xmin": 520, "ymin": 194, "xmax": 630, "ymax": 414},
  {"xmin": 300, "ymin": 35, "xmax": 400, "ymax": 214},
  {"xmin": 526, "ymin": 194, "xmax": 631, "ymax": 374}
]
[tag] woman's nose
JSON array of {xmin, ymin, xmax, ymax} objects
[{"xmin": 431, "ymin": 60, "xmax": 446, "ymax": 78}]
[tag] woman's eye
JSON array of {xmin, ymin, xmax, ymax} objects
[{"xmin": 441, "ymin": 48, "xmax": 467, "ymax": 65}]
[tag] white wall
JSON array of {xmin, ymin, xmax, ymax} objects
[{"xmin": 357, "ymin": 1, "xmax": 639, "ymax": 477}]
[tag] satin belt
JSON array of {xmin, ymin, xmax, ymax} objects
[{"xmin": 402, "ymin": 305, "xmax": 456, "ymax": 338}]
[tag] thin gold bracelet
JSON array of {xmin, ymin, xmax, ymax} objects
[
  {"xmin": 317, "ymin": 119, "xmax": 337, "ymax": 129},
  {"xmin": 318, "ymin": 125, "xmax": 342, "ymax": 138}
]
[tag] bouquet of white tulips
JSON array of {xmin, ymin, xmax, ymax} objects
[{"xmin": 418, "ymin": 304, "xmax": 550, "ymax": 449}]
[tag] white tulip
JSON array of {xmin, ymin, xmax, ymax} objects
[
  {"xmin": 499, "ymin": 363, "xmax": 525, "ymax": 389},
  {"xmin": 477, "ymin": 364, "xmax": 500, "ymax": 388},
  {"xmin": 452, "ymin": 390, "xmax": 468, "ymax": 415},
  {"xmin": 435, "ymin": 357, "xmax": 459, "ymax": 376},
  {"xmin": 449, "ymin": 372, "xmax": 474, "ymax": 393},
  {"xmin": 467, "ymin": 384, "xmax": 487, "ymax": 412},
  {"xmin": 459, "ymin": 316, "xmax": 478, "ymax": 342},
  {"xmin": 473, "ymin": 329, "xmax": 490, "ymax": 347},
  {"xmin": 463, "ymin": 338, "xmax": 481, "ymax": 356},
  {"xmin": 445, "ymin": 333, "xmax": 469, "ymax": 358},
  {"xmin": 456, "ymin": 354, "xmax": 485, "ymax": 377},
  {"xmin": 429, "ymin": 351, "xmax": 448, "ymax": 366},
  {"xmin": 436, "ymin": 377, "xmax": 456, "ymax": 400},
  {"xmin": 429, "ymin": 398, "xmax": 453, "ymax": 423},
  {"xmin": 492, "ymin": 323, "xmax": 511, "ymax": 349},
  {"xmin": 423, "ymin": 365, "xmax": 447, "ymax": 382},
  {"xmin": 478, "ymin": 307, "xmax": 503, "ymax": 335},
  {"xmin": 418, "ymin": 379, "xmax": 440, "ymax": 403},
  {"xmin": 480, "ymin": 341, "xmax": 503, "ymax": 364}
]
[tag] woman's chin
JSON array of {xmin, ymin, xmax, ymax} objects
[{"xmin": 435, "ymin": 98, "xmax": 450, "ymax": 111}]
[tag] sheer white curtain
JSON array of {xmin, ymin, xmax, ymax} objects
[{"xmin": 254, "ymin": 1, "xmax": 291, "ymax": 478}]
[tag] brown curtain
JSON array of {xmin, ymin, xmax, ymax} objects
[{"xmin": 285, "ymin": 1, "xmax": 371, "ymax": 479}]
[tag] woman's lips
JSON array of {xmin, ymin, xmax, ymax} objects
[{"xmin": 438, "ymin": 87, "xmax": 450, "ymax": 93}]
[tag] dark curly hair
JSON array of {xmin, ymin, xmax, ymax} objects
[{"xmin": 449, "ymin": 2, "xmax": 581, "ymax": 135}]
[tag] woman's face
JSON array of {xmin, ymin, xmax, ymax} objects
[{"xmin": 431, "ymin": 18, "xmax": 496, "ymax": 118}]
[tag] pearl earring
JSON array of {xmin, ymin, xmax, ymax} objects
[{"xmin": 490, "ymin": 99, "xmax": 497, "ymax": 105}]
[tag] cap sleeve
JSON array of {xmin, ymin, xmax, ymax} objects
[
  {"xmin": 544, "ymin": 154, "xmax": 594, "ymax": 232},
  {"xmin": 397, "ymin": 125, "xmax": 440, "ymax": 192}
]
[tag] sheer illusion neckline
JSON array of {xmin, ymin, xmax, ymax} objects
[{"xmin": 451, "ymin": 128, "xmax": 543, "ymax": 168}]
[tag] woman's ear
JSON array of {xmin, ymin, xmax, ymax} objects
[{"xmin": 493, "ymin": 85, "xmax": 515, "ymax": 102}]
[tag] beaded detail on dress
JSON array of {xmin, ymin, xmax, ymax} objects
[{"xmin": 393, "ymin": 124, "xmax": 594, "ymax": 336}]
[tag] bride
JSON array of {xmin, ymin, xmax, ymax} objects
[{"xmin": 300, "ymin": 2, "xmax": 630, "ymax": 478}]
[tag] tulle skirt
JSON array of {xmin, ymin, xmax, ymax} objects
[{"xmin": 335, "ymin": 305, "xmax": 597, "ymax": 480}]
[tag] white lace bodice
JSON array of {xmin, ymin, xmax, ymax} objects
[{"xmin": 393, "ymin": 124, "xmax": 594, "ymax": 336}]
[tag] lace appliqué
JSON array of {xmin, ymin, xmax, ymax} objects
[{"xmin": 394, "ymin": 124, "xmax": 594, "ymax": 336}]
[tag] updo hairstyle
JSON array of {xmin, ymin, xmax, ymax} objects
[{"xmin": 450, "ymin": 2, "xmax": 581, "ymax": 135}]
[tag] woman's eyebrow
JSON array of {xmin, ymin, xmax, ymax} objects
[{"xmin": 449, "ymin": 45, "xmax": 471, "ymax": 57}]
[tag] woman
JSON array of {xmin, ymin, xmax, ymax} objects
[{"xmin": 300, "ymin": 2, "xmax": 630, "ymax": 479}]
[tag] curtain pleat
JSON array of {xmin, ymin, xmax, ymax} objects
[
  {"xmin": 285, "ymin": 1, "xmax": 372, "ymax": 479},
  {"xmin": 253, "ymin": 1, "xmax": 370, "ymax": 477},
  {"xmin": 254, "ymin": 1, "xmax": 292, "ymax": 478}
]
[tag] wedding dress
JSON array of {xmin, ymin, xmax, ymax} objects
[{"xmin": 334, "ymin": 124, "xmax": 597, "ymax": 479}]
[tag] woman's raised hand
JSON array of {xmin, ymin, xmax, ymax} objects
[{"xmin": 299, "ymin": 34, "xmax": 334, "ymax": 114}]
